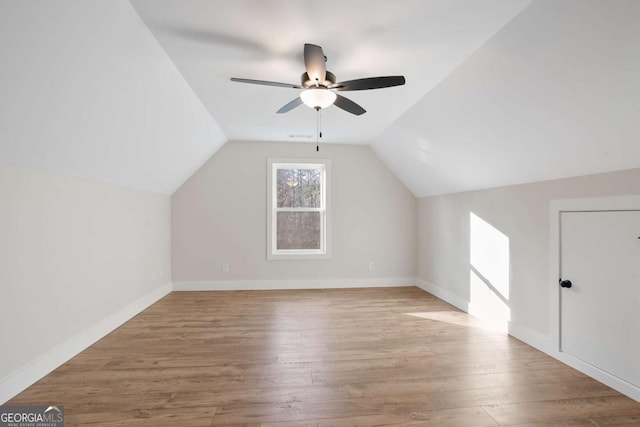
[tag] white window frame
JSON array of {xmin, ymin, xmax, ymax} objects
[{"xmin": 267, "ymin": 158, "xmax": 331, "ymax": 260}]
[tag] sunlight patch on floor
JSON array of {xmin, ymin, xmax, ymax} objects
[{"xmin": 404, "ymin": 311, "xmax": 506, "ymax": 333}]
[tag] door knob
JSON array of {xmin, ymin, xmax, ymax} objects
[{"xmin": 559, "ymin": 279, "xmax": 572, "ymax": 288}]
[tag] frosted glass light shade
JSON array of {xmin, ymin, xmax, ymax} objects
[{"xmin": 300, "ymin": 89, "xmax": 337, "ymax": 109}]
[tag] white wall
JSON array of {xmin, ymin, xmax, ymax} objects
[
  {"xmin": 0, "ymin": 165, "xmax": 171, "ymax": 400},
  {"xmin": 172, "ymin": 141, "xmax": 416, "ymax": 287},
  {"xmin": 417, "ymin": 168, "xmax": 640, "ymax": 342},
  {"xmin": 0, "ymin": 1, "xmax": 199, "ymax": 401}
]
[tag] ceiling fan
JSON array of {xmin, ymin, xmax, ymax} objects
[{"xmin": 230, "ymin": 44, "xmax": 406, "ymax": 116}]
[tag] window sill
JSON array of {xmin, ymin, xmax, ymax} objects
[{"xmin": 267, "ymin": 252, "xmax": 331, "ymax": 261}]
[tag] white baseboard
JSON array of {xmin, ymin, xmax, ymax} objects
[
  {"xmin": 415, "ymin": 279, "xmax": 552, "ymax": 352},
  {"xmin": 508, "ymin": 320, "xmax": 552, "ymax": 354},
  {"xmin": 415, "ymin": 279, "xmax": 469, "ymax": 312},
  {"xmin": 173, "ymin": 277, "xmax": 417, "ymax": 291},
  {"xmin": 414, "ymin": 279, "xmax": 640, "ymax": 403},
  {"xmin": 552, "ymin": 351, "xmax": 640, "ymax": 402},
  {"xmin": 0, "ymin": 283, "xmax": 172, "ymax": 404}
]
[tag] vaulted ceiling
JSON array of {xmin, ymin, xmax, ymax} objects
[
  {"xmin": 130, "ymin": 0, "xmax": 531, "ymax": 145},
  {"xmin": 372, "ymin": 0, "xmax": 640, "ymax": 196},
  {"xmin": 1, "ymin": 1, "xmax": 638, "ymax": 196}
]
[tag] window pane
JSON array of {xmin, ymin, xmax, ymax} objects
[
  {"xmin": 277, "ymin": 212, "xmax": 321, "ymax": 250},
  {"xmin": 277, "ymin": 168, "xmax": 321, "ymax": 208}
]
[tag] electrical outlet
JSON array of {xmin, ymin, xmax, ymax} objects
[
  {"xmin": 369, "ymin": 261, "xmax": 375, "ymax": 271},
  {"xmin": 222, "ymin": 263, "xmax": 229, "ymax": 273}
]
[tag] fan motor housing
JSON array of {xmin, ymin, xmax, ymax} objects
[{"xmin": 301, "ymin": 71, "xmax": 336, "ymax": 88}]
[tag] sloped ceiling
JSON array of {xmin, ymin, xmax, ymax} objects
[
  {"xmin": 130, "ymin": 0, "xmax": 532, "ymax": 144},
  {"xmin": 372, "ymin": 0, "xmax": 640, "ymax": 197},
  {"xmin": 1, "ymin": 1, "xmax": 637, "ymax": 197},
  {"xmin": 0, "ymin": 0, "xmax": 226, "ymax": 194}
]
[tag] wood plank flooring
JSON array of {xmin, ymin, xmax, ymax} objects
[{"xmin": 7, "ymin": 287, "xmax": 640, "ymax": 426}]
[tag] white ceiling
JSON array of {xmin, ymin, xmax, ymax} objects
[
  {"xmin": 0, "ymin": 0, "xmax": 225, "ymax": 194},
  {"xmin": 1, "ymin": 1, "xmax": 638, "ymax": 197},
  {"xmin": 372, "ymin": 0, "xmax": 640, "ymax": 196},
  {"xmin": 130, "ymin": 0, "xmax": 532, "ymax": 144}
]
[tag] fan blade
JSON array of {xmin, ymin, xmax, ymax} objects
[
  {"xmin": 168, "ymin": 27, "xmax": 269, "ymax": 58},
  {"xmin": 332, "ymin": 76, "xmax": 405, "ymax": 91},
  {"xmin": 231, "ymin": 78, "xmax": 302, "ymax": 89},
  {"xmin": 277, "ymin": 97, "xmax": 303, "ymax": 114},
  {"xmin": 334, "ymin": 94, "xmax": 366, "ymax": 116},
  {"xmin": 304, "ymin": 44, "xmax": 326, "ymax": 86}
]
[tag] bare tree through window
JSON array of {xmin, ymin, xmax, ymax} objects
[{"xmin": 276, "ymin": 168, "xmax": 322, "ymax": 250}]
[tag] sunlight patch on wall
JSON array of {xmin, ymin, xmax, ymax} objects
[{"xmin": 469, "ymin": 212, "xmax": 511, "ymax": 332}]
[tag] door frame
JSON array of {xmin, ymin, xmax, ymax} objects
[{"xmin": 549, "ymin": 195, "xmax": 640, "ymax": 402}]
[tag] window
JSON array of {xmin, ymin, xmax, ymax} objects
[{"xmin": 267, "ymin": 159, "xmax": 331, "ymax": 260}]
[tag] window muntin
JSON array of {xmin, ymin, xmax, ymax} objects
[{"xmin": 267, "ymin": 160, "xmax": 330, "ymax": 259}]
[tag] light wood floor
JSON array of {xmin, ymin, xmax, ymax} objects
[{"xmin": 8, "ymin": 287, "xmax": 640, "ymax": 426}]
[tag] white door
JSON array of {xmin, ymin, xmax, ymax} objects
[{"xmin": 560, "ymin": 210, "xmax": 640, "ymax": 389}]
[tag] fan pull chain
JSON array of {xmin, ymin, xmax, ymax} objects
[{"xmin": 315, "ymin": 107, "xmax": 322, "ymax": 152}]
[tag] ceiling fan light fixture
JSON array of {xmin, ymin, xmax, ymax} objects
[
  {"xmin": 300, "ymin": 89, "xmax": 336, "ymax": 109},
  {"xmin": 231, "ymin": 44, "xmax": 405, "ymax": 115}
]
